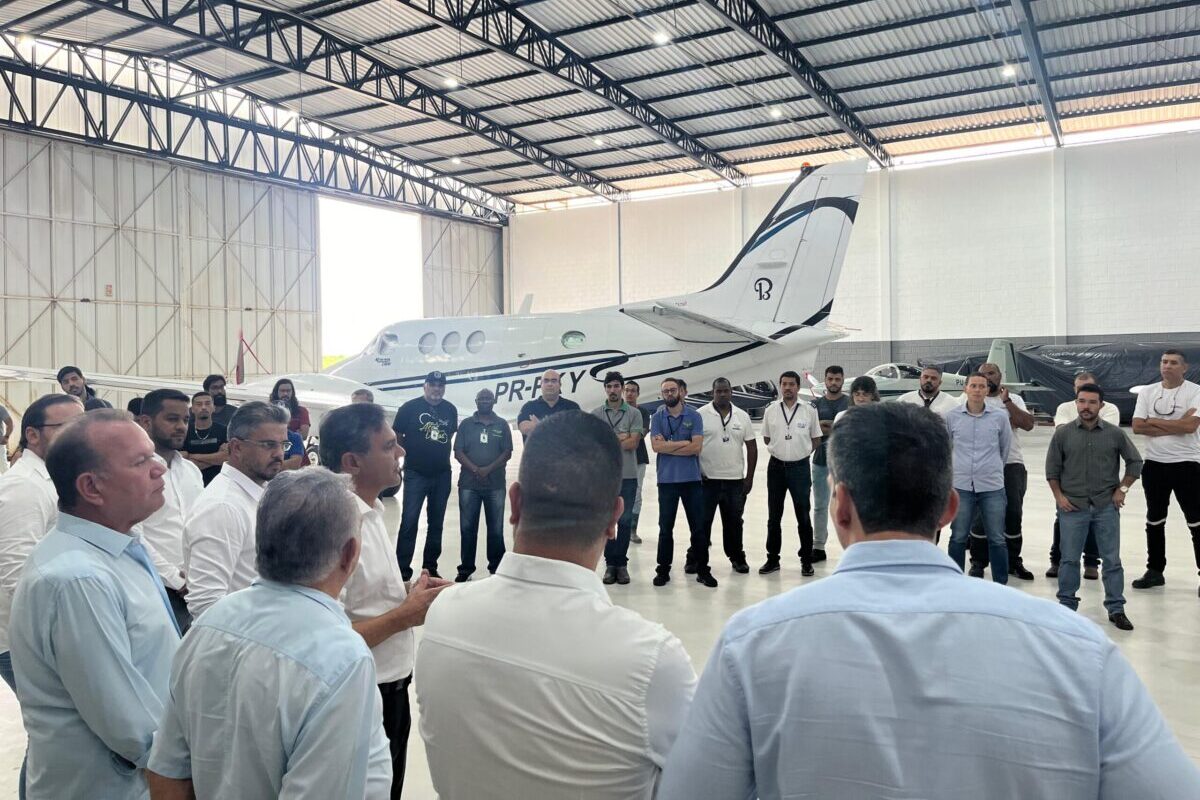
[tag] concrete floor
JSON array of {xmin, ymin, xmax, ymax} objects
[{"xmin": 1, "ymin": 424, "xmax": 1198, "ymax": 797}]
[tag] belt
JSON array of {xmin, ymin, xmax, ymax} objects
[
  {"xmin": 770, "ymin": 456, "xmax": 810, "ymax": 465},
  {"xmin": 379, "ymin": 674, "xmax": 413, "ymax": 695}
]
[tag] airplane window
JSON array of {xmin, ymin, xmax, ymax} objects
[
  {"xmin": 418, "ymin": 333, "xmax": 436, "ymax": 354},
  {"xmin": 466, "ymin": 330, "xmax": 485, "ymax": 353},
  {"xmin": 561, "ymin": 330, "xmax": 586, "ymax": 349},
  {"xmin": 898, "ymin": 365, "xmax": 922, "ymax": 379},
  {"xmin": 377, "ymin": 333, "xmax": 400, "ymax": 355},
  {"xmin": 442, "ymin": 331, "xmax": 461, "ymax": 354}
]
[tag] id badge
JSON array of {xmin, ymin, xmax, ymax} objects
[
  {"xmin": 722, "ymin": 436, "xmax": 730, "ymax": 443},
  {"xmin": 480, "ymin": 431, "xmax": 489, "ymax": 444},
  {"xmin": 784, "ymin": 434, "xmax": 793, "ymax": 440}
]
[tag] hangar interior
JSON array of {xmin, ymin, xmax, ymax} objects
[{"xmin": 0, "ymin": 0, "xmax": 1199, "ymax": 796}]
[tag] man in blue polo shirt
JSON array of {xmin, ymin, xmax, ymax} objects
[{"xmin": 651, "ymin": 377, "xmax": 713, "ymax": 587}]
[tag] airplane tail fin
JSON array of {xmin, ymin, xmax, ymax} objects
[
  {"xmin": 669, "ymin": 160, "xmax": 867, "ymax": 327},
  {"xmin": 986, "ymin": 338, "xmax": 1021, "ymax": 383}
]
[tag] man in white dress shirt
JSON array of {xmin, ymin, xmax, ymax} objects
[
  {"xmin": 759, "ymin": 370, "xmax": 823, "ymax": 576},
  {"xmin": 416, "ymin": 411, "xmax": 697, "ymax": 799},
  {"xmin": 134, "ymin": 389, "xmax": 204, "ymax": 633},
  {"xmin": 896, "ymin": 365, "xmax": 959, "ymax": 414},
  {"xmin": 0, "ymin": 393, "xmax": 83, "ymax": 799},
  {"xmin": 148, "ymin": 468, "xmax": 392, "ymax": 799},
  {"xmin": 321, "ymin": 402, "xmax": 451, "ymax": 798},
  {"xmin": 183, "ymin": 401, "xmax": 287, "ymax": 618}
]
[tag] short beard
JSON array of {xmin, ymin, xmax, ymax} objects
[
  {"xmin": 665, "ymin": 396, "xmax": 681, "ymax": 408},
  {"xmin": 213, "ymin": 395, "xmax": 227, "ymax": 407}
]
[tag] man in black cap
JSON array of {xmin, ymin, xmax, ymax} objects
[
  {"xmin": 56, "ymin": 366, "xmax": 112, "ymax": 411},
  {"xmin": 394, "ymin": 372, "xmax": 459, "ymax": 580}
]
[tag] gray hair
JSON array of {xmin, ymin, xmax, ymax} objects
[
  {"xmin": 45, "ymin": 409, "xmax": 134, "ymax": 511},
  {"xmin": 228, "ymin": 400, "xmax": 290, "ymax": 440},
  {"xmin": 255, "ymin": 468, "xmax": 361, "ymax": 584}
]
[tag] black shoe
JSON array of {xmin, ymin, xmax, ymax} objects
[
  {"xmin": 427, "ymin": 569, "xmax": 441, "ymax": 580},
  {"xmin": 1009, "ymin": 563, "xmax": 1034, "ymax": 581},
  {"xmin": 1084, "ymin": 565, "xmax": 1099, "ymax": 581},
  {"xmin": 454, "ymin": 571, "xmax": 472, "ymax": 583},
  {"xmin": 731, "ymin": 559, "xmax": 750, "ymax": 574},
  {"xmin": 602, "ymin": 567, "xmax": 618, "ymax": 585},
  {"xmin": 616, "ymin": 567, "xmax": 630, "ymax": 585},
  {"xmin": 696, "ymin": 572, "xmax": 718, "ymax": 588},
  {"xmin": 1045, "ymin": 563, "xmax": 1059, "ymax": 578},
  {"xmin": 811, "ymin": 549, "xmax": 827, "ymax": 564},
  {"xmin": 653, "ymin": 572, "xmax": 670, "ymax": 587},
  {"xmin": 629, "ymin": 531, "xmax": 642, "ymax": 544},
  {"xmin": 1131, "ymin": 570, "xmax": 1165, "ymax": 589},
  {"xmin": 684, "ymin": 562, "xmax": 697, "ymax": 575},
  {"xmin": 758, "ymin": 559, "xmax": 780, "ymax": 575},
  {"xmin": 1109, "ymin": 612, "xmax": 1134, "ymax": 631},
  {"xmin": 801, "ymin": 563, "xmax": 815, "ymax": 577},
  {"xmin": 968, "ymin": 565, "xmax": 985, "ymax": 578}
]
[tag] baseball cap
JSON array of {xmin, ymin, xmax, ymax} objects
[{"xmin": 425, "ymin": 371, "xmax": 447, "ymax": 385}]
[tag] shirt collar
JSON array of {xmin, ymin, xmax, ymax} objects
[
  {"xmin": 353, "ymin": 493, "xmax": 385, "ymax": 517},
  {"xmin": 495, "ymin": 552, "xmax": 610, "ymax": 601},
  {"xmin": 833, "ymin": 539, "xmax": 963, "ymax": 576},
  {"xmin": 220, "ymin": 462, "xmax": 266, "ymax": 501},
  {"xmin": 20, "ymin": 448, "xmax": 50, "ymax": 479},
  {"xmin": 251, "ymin": 578, "xmax": 347, "ymax": 619},
  {"xmin": 57, "ymin": 512, "xmax": 136, "ymax": 557},
  {"xmin": 1074, "ymin": 417, "xmax": 1107, "ymax": 430}
]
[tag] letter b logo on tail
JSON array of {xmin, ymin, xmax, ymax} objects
[{"xmin": 754, "ymin": 277, "xmax": 773, "ymax": 301}]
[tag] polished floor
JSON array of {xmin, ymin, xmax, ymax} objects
[{"xmin": 1, "ymin": 425, "xmax": 1198, "ymax": 796}]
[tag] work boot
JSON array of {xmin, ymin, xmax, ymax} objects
[{"xmin": 1131, "ymin": 570, "xmax": 1165, "ymax": 589}]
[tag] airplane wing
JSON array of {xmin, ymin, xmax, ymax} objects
[
  {"xmin": 0, "ymin": 365, "xmax": 212, "ymax": 397},
  {"xmin": 621, "ymin": 304, "xmax": 774, "ymax": 345}
]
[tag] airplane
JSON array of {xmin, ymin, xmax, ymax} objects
[
  {"xmin": 804, "ymin": 339, "xmax": 1051, "ymax": 400},
  {"xmin": 0, "ymin": 160, "xmax": 869, "ymax": 431}
]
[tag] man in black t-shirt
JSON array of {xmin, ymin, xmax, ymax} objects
[
  {"xmin": 182, "ymin": 391, "xmax": 229, "ymax": 485},
  {"xmin": 393, "ymin": 371, "xmax": 459, "ymax": 580},
  {"xmin": 516, "ymin": 369, "xmax": 580, "ymax": 441},
  {"xmin": 624, "ymin": 380, "xmax": 653, "ymax": 544},
  {"xmin": 203, "ymin": 374, "xmax": 239, "ymax": 429}
]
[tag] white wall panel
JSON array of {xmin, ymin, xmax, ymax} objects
[
  {"xmin": 509, "ymin": 203, "xmax": 618, "ymax": 312},
  {"xmin": 422, "ymin": 216, "xmax": 502, "ymax": 318},
  {"xmin": 0, "ymin": 128, "xmax": 320, "ymax": 423}
]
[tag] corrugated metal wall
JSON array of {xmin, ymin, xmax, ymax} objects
[
  {"xmin": 421, "ymin": 216, "xmax": 502, "ymax": 318},
  {"xmin": 0, "ymin": 130, "xmax": 320, "ymax": 420}
]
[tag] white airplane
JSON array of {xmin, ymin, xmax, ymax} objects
[{"xmin": 0, "ymin": 160, "xmax": 868, "ymax": 428}]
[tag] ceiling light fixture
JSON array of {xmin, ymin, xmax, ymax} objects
[
  {"xmin": 451, "ymin": 156, "xmax": 462, "ymax": 165},
  {"xmin": 769, "ymin": 107, "xmax": 783, "ymax": 119},
  {"xmin": 652, "ymin": 31, "xmax": 671, "ymax": 46},
  {"xmin": 593, "ymin": 137, "xmax": 605, "ymax": 146},
  {"xmin": 443, "ymin": 76, "xmax": 459, "ymax": 89},
  {"xmin": 1001, "ymin": 64, "xmax": 1016, "ymax": 78}
]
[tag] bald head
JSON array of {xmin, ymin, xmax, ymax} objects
[{"xmin": 540, "ymin": 369, "xmax": 562, "ymax": 402}]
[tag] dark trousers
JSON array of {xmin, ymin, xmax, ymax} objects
[
  {"xmin": 766, "ymin": 457, "xmax": 813, "ymax": 564},
  {"xmin": 969, "ymin": 463, "xmax": 1027, "ymax": 570},
  {"xmin": 702, "ymin": 478, "xmax": 747, "ymax": 563},
  {"xmin": 1050, "ymin": 518, "xmax": 1100, "ymax": 568},
  {"xmin": 1143, "ymin": 460, "xmax": 1200, "ymax": 573},
  {"xmin": 656, "ymin": 481, "xmax": 706, "ymax": 574},
  {"xmin": 379, "ymin": 675, "xmax": 412, "ymax": 800},
  {"xmin": 458, "ymin": 487, "xmax": 506, "ymax": 576},
  {"xmin": 166, "ymin": 587, "xmax": 192, "ymax": 635},
  {"xmin": 605, "ymin": 479, "xmax": 638, "ymax": 568},
  {"xmin": 397, "ymin": 469, "xmax": 452, "ymax": 581}
]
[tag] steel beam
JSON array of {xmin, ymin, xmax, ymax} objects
[{"xmin": 1011, "ymin": 0, "xmax": 1061, "ymax": 145}]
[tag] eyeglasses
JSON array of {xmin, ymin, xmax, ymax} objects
[{"xmin": 235, "ymin": 438, "xmax": 288, "ymax": 452}]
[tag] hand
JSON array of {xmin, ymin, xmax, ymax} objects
[
  {"xmin": 529, "ymin": 414, "xmax": 540, "ymax": 425},
  {"xmin": 1186, "ymin": 408, "xmax": 1197, "ymax": 418},
  {"xmin": 398, "ymin": 571, "xmax": 452, "ymax": 628},
  {"xmin": 742, "ymin": 478, "xmax": 754, "ymax": 496},
  {"xmin": 1055, "ymin": 494, "xmax": 1079, "ymax": 513},
  {"xmin": 998, "ymin": 386, "xmax": 1011, "ymax": 403},
  {"xmin": 1113, "ymin": 489, "xmax": 1127, "ymax": 509},
  {"xmin": 477, "ymin": 466, "xmax": 491, "ymax": 479}
]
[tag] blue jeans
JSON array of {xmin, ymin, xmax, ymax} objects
[
  {"xmin": 1058, "ymin": 504, "xmax": 1125, "ymax": 614},
  {"xmin": 657, "ymin": 481, "xmax": 707, "ymax": 574},
  {"xmin": 0, "ymin": 650, "xmax": 26, "ymax": 800},
  {"xmin": 397, "ymin": 469, "xmax": 452, "ymax": 581},
  {"xmin": 605, "ymin": 479, "xmax": 638, "ymax": 568},
  {"xmin": 458, "ymin": 487, "xmax": 506, "ymax": 576},
  {"xmin": 811, "ymin": 462, "xmax": 831, "ymax": 549},
  {"xmin": 949, "ymin": 489, "xmax": 1008, "ymax": 584}
]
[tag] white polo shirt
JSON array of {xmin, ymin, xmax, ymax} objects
[
  {"xmin": 184, "ymin": 463, "xmax": 265, "ymax": 618},
  {"xmin": 761, "ymin": 400, "xmax": 821, "ymax": 462},
  {"xmin": 896, "ymin": 390, "xmax": 959, "ymax": 415},
  {"xmin": 0, "ymin": 450, "xmax": 57, "ymax": 651},
  {"xmin": 1054, "ymin": 400, "xmax": 1119, "ymax": 427},
  {"xmin": 135, "ymin": 452, "xmax": 204, "ymax": 592},
  {"xmin": 341, "ymin": 495, "xmax": 413, "ymax": 684},
  {"xmin": 1133, "ymin": 381, "xmax": 1200, "ymax": 463},
  {"xmin": 697, "ymin": 403, "xmax": 755, "ymax": 480},
  {"xmin": 958, "ymin": 394, "xmax": 1028, "ymax": 466},
  {"xmin": 416, "ymin": 552, "xmax": 696, "ymax": 799}
]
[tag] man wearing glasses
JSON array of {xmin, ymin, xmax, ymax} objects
[
  {"xmin": 183, "ymin": 401, "xmax": 288, "ymax": 618},
  {"xmin": 1131, "ymin": 349, "xmax": 1200, "ymax": 593}
]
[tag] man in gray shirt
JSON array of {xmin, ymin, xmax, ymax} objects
[
  {"xmin": 454, "ymin": 389, "xmax": 513, "ymax": 582},
  {"xmin": 593, "ymin": 372, "xmax": 644, "ymax": 586},
  {"xmin": 1047, "ymin": 383, "xmax": 1143, "ymax": 631}
]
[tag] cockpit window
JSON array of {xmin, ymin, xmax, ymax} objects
[
  {"xmin": 869, "ymin": 365, "xmax": 899, "ymax": 380},
  {"xmin": 561, "ymin": 330, "xmax": 586, "ymax": 349},
  {"xmin": 377, "ymin": 333, "xmax": 400, "ymax": 355},
  {"xmin": 898, "ymin": 365, "xmax": 922, "ymax": 379}
]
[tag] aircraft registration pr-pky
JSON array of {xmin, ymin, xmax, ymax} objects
[{"xmin": 0, "ymin": 161, "xmax": 869, "ymax": 430}]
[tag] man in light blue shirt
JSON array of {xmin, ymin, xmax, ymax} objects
[
  {"xmin": 9, "ymin": 410, "xmax": 179, "ymax": 800},
  {"xmin": 660, "ymin": 402, "xmax": 1200, "ymax": 800},
  {"xmin": 942, "ymin": 372, "xmax": 1013, "ymax": 582},
  {"xmin": 147, "ymin": 467, "xmax": 391, "ymax": 799}
]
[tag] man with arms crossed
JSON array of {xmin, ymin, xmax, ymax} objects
[
  {"xmin": 809, "ymin": 366, "xmax": 847, "ymax": 563},
  {"xmin": 592, "ymin": 372, "xmax": 643, "ymax": 585},
  {"xmin": 660, "ymin": 403, "xmax": 1200, "ymax": 799}
]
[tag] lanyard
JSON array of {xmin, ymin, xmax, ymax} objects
[
  {"xmin": 779, "ymin": 401, "xmax": 800, "ymax": 429},
  {"xmin": 665, "ymin": 410, "xmax": 685, "ymax": 439},
  {"xmin": 719, "ymin": 409, "xmax": 732, "ymax": 433},
  {"xmin": 604, "ymin": 406, "xmax": 626, "ymax": 431}
]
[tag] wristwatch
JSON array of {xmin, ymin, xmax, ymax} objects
[{"xmin": 1117, "ymin": 486, "xmax": 1129, "ymax": 494}]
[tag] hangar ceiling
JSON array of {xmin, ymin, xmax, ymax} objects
[{"xmin": 0, "ymin": 0, "xmax": 1194, "ymax": 220}]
